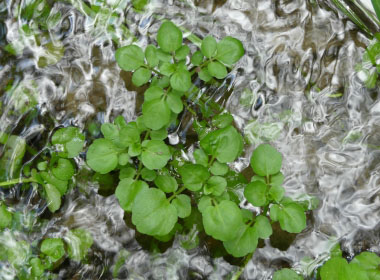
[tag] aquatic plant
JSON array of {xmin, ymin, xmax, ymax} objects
[
  {"xmin": 0, "ymin": 202, "xmax": 93, "ymax": 279},
  {"xmin": 0, "ymin": 16, "xmax": 316, "ymax": 277},
  {"xmin": 273, "ymin": 244, "xmax": 380, "ymax": 279},
  {"xmin": 84, "ymin": 20, "xmax": 315, "ymax": 258}
]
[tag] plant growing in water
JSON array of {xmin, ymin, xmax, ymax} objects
[
  {"xmin": 273, "ymin": 244, "xmax": 380, "ymax": 279},
  {"xmin": 0, "ymin": 18, "xmax": 317, "ymax": 277},
  {"xmin": 84, "ymin": 20, "xmax": 315, "ymax": 258}
]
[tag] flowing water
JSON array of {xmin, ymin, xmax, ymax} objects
[{"xmin": 1, "ymin": 0, "xmax": 380, "ymax": 279}]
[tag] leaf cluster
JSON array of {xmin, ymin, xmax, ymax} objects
[
  {"xmin": 273, "ymin": 244, "xmax": 380, "ymax": 280},
  {"xmin": 0, "ymin": 202, "xmax": 93, "ymax": 279}
]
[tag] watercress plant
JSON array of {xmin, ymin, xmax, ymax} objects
[
  {"xmin": 0, "ymin": 201, "xmax": 93, "ymax": 279},
  {"xmin": 0, "ymin": 127, "xmax": 85, "ymax": 212},
  {"xmin": 273, "ymin": 244, "xmax": 380, "ymax": 280},
  {"xmin": 84, "ymin": 20, "xmax": 314, "ymax": 258}
]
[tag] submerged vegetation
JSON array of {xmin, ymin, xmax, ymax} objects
[{"xmin": 1, "ymin": 0, "xmax": 380, "ymax": 279}]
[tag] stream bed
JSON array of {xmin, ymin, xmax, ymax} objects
[{"xmin": 1, "ymin": 0, "xmax": 380, "ymax": 279}]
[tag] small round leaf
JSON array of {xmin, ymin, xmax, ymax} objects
[
  {"xmin": 132, "ymin": 68, "xmax": 151, "ymax": 87},
  {"xmin": 170, "ymin": 69, "xmax": 192, "ymax": 92},
  {"xmin": 208, "ymin": 61, "xmax": 228, "ymax": 79},
  {"xmin": 172, "ymin": 194, "xmax": 191, "ymax": 218},
  {"xmin": 244, "ymin": 181, "xmax": 268, "ymax": 207},
  {"xmin": 115, "ymin": 45, "xmax": 145, "ymax": 71},
  {"xmin": 156, "ymin": 21, "xmax": 183, "ymax": 53},
  {"xmin": 216, "ymin": 36, "xmax": 244, "ymax": 66},
  {"xmin": 141, "ymin": 140, "xmax": 171, "ymax": 170},
  {"xmin": 115, "ymin": 178, "xmax": 148, "ymax": 211},
  {"xmin": 86, "ymin": 139, "xmax": 119, "ymax": 174},
  {"xmin": 154, "ymin": 175, "xmax": 178, "ymax": 193},
  {"xmin": 142, "ymin": 98, "xmax": 171, "ymax": 130},
  {"xmin": 202, "ymin": 200, "xmax": 243, "ymax": 241},
  {"xmin": 250, "ymin": 144, "xmax": 282, "ymax": 177},
  {"xmin": 201, "ymin": 36, "xmax": 217, "ymax": 58},
  {"xmin": 132, "ymin": 188, "xmax": 177, "ymax": 236}
]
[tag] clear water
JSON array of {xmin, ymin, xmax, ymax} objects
[{"xmin": 1, "ymin": 0, "xmax": 380, "ymax": 279}]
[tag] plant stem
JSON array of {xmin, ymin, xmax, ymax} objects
[
  {"xmin": 0, "ymin": 177, "xmax": 36, "ymax": 188},
  {"xmin": 230, "ymin": 252, "xmax": 253, "ymax": 280},
  {"xmin": 168, "ymin": 186, "xmax": 186, "ymax": 202},
  {"xmin": 134, "ymin": 161, "xmax": 143, "ymax": 180}
]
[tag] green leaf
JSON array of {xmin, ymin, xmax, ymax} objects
[
  {"xmin": 208, "ymin": 61, "xmax": 228, "ymax": 79},
  {"xmin": 154, "ymin": 175, "xmax": 178, "ymax": 193},
  {"xmin": 216, "ymin": 36, "xmax": 244, "ymax": 66},
  {"xmin": 156, "ymin": 49, "xmax": 172, "ymax": 62},
  {"xmin": 132, "ymin": 188, "xmax": 177, "ymax": 236},
  {"xmin": 132, "ymin": 68, "xmax": 151, "ymax": 86},
  {"xmin": 52, "ymin": 158, "xmax": 74, "ymax": 181},
  {"xmin": 320, "ymin": 257, "xmax": 350, "ymax": 280},
  {"xmin": 191, "ymin": 51, "xmax": 204, "ymax": 66},
  {"xmin": 198, "ymin": 68, "xmax": 212, "ymax": 82},
  {"xmin": 193, "ymin": 148, "xmax": 208, "ymax": 167},
  {"xmin": 204, "ymin": 176, "xmax": 227, "ymax": 196},
  {"xmin": 250, "ymin": 144, "xmax": 282, "ymax": 177},
  {"xmin": 223, "ymin": 224, "xmax": 258, "ymax": 257},
  {"xmin": 270, "ymin": 204, "xmax": 280, "ymax": 221},
  {"xmin": 115, "ymin": 45, "xmax": 145, "ymax": 71},
  {"xmin": 201, "ymin": 36, "xmax": 217, "ymax": 58},
  {"xmin": 270, "ymin": 172, "xmax": 284, "ymax": 187},
  {"xmin": 0, "ymin": 203, "xmax": 12, "ymax": 229},
  {"xmin": 128, "ymin": 142, "xmax": 141, "ymax": 157},
  {"xmin": 52, "ymin": 127, "xmax": 85, "ymax": 158},
  {"xmin": 348, "ymin": 263, "xmax": 370, "ymax": 280},
  {"xmin": 170, "ymin": 69, "xmax": 192, "ymax": 92},
  {"xmin": 198, "ymin": 196, "xmax": 212, "ymax": 213},
  {"xmin": 212, "ymin": 113, "xmax": 234, "ymax": 128},
  {"xmin": 119, "ymin": 123, "xmax": 141, "ymax": 147},
  {"xmin": 144, "ymin": 86, "xmax": 164, "ymax": 101},
  {"xmin": 86, "ymin": 139, "xmax": 119, "ymax": 174},
  {"xmin": 278, "ymin": 203, "xmax": 306, "ymax": 233},
  {"xmin": 200, "ymin": 125, "xmax": 243, "ymax": 163},
  {"xmin": 268, "ymin": 185, "xmax": 285, "ymax": 202},
  {"xmin": 159, "ymin": 62, "xmax": 176, "ymax": 76},
  {"xmin": 141, "ymin": 167, "xmax": 156, "ymax": 181},
  {"xmin": 132, "ymin": 0, "xmax": 149, "ymax": 10},
  {"xmin": 141, "ymin": 140, "xmax": 171, "ymax": 170},
  {"xmin": 273, "ymin": 269, "xmax": 303, "ymax": 280},
  {"xmin": 172, "ymin": 194, "xmax": 191, "ymax": 218},
  {"xmin": 40, "ymin": 238, "xmax": 65, "ymax": 262},
  {"xmin": 118, "ymin": 153, "xmax": 130, "ymax": 166},
  {"xmin": 147, "ymin": 130, "xmax": 165, "ymax": 142},
  {"xmin": 40, "ymin": 171, "xmax": 68, "ymax": 195},
  {"xmin": 210, "ymin": 161, "xmax": 229, "ymax": 176},
  {"xmin": 202, "ymin": 200, "xmax": 243, "ymax": 241},
  {"xmin": 178, "ymin": 164, "xmax": 210, "ymax": 191},
  {"xmin": 30, "ymin": 258, "xmax": 44, "ymax": 277},
  {"xmin": 372, "ymin": 0, "xmax": 380, "ymax": 22},
  {"xmin": 115, "ymin": 178, "xmax": 148, "ymax": 211},
  {"xmin": 244, "ymin": 180, "xmax": 268, "ymax": 207},
  {"xmin": 166, "ymin": 91, "xmax": 183, "ymax": 114},
  {"xmin": 101, "ymin": 123, "xmax": 119, "ymax": 141},
  {"xmin": 66, "ymin": 228, "xmax": 93, "ymax": 261},
  {"xmin": 44, "ymin": 184, "xmax": 61, "ymax": 212},
  {"xmin": 175, "ymin": 45, "xmax": 190, "ymax": 60},
  {"xmin": 0, "ymin": 134, "xmax": 26, "ymax": 181},
  {"xmin": 351, "ymin": 251, "xmax": 380, "ymax": 270},
  {"xmin": 142, "ymin": 98, "xmax": 171, "ymax": 130},
  {"xmin": 253, "ymin": 215, "xmax": 272, "ymax": 239},
  {"xmin": 156, "ymin": 21, "xmax": 183, "ymax": 53},
  {"xmin": 145, "ymin": 45, "xmax": 159, "ymax": 67},
  {"xmin": 241, "ymin": 209, "xmax": 254, "ymax": 222},
  {"xmin": 119, "ymin": 167, "xmax": 136, "ymax": 179}
]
